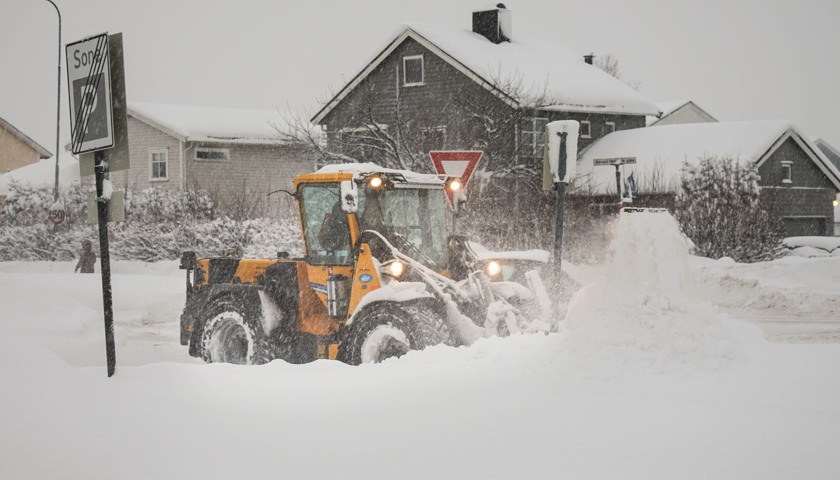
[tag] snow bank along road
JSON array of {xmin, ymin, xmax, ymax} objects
[{"xmin": 1, "ymin": 212, "xmax": 839, "ymax": 480}]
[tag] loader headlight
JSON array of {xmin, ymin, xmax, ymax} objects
[
  {"xmin": 384, "ymin": 260, "xmax": 406, "ymax": 278},
  {"xmin": 446, "ymin": 177, "xmax": 462, "ymax": 192},
  {"xmin": 486, "ymin": 260, "xmax": 502, "ymax": 277},
  {"xmin": 369, "ymin": 176, "xmax": 384, "ymax": 189}
]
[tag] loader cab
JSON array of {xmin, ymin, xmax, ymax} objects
[{"xmin": 296, "ymin": 170, "xmax": 450, "ymax": 270}]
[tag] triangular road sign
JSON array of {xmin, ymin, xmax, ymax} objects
[{"xmin": 429, "ymin": 150, "xmax": 483, "ymax": 208}]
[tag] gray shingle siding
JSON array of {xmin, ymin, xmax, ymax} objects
[
  {"xmin": 758, "ymin": 137, "xmax": 836, "ymax": 235},
  {"xmin": 320, "ymin": 37, "xmax": 645, "ymax": 170}
]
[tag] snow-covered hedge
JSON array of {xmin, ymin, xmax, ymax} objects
[
  {"xmin": 781, "ymin": 236, "xmax": 840, "ymax": 258},
  {"xmin": 0, "ymin": 183, "xmax": 302, "ymax": 262}
]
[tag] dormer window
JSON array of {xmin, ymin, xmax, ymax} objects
[
  {"xmin": 781, "ymin": 161, "xmax": 793, "ymax": 184},
  {"xmin": 403, "ymin": 55, "xmax": 424, "ymax": 86}
]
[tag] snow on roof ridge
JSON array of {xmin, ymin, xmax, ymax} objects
[
  {"xmin": 655, "ymin": 99, "xmax": 691, "ymax": 117},
  {"xmin": 403, "ymin": 23, "xmax": 658, "ymax": 115}
]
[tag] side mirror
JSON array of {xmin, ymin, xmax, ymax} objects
[{"xmin": 340, "ymin": 180, "xmax": 358, "ymax": 213}]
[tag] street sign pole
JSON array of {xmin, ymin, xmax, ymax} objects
[
  {"xmin": 67, "ymin": 32, "xmax": 122, "ymax": 377},
  {"xmin": 553, "ymin": 132, "xmax": 568, "ymax": 292},
  {"xmin": 94, "ymin": 150, "xmax": 116, "ymax": 377}
]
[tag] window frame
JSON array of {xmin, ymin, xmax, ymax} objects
[
  {"xmin": 580, "ymin": 120, "xmax": 592, "ymax": 138},
  {"xmin": 402, "ymin": 54, "xmax": 425, "ymax": 87},
  {"xmin": 519, "ymin": 117, "xmax": 550, "ymax": 166},
  {"xmin": 194, "ymin": 147, "xmax": 231, "ymax": 162},
  {"xmin": 781, "ymin": 160, "xmax": 793, "ymax": 184},
  {"xmin": 605, "ymin": 121, "xmax": 616, "ymax": 134},
  {"xmin": 149, "ymin": 148, "xmax": 169, "ymax": 181}
]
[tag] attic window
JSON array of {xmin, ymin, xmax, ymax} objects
[
  {"xmin": 195, "ymin": 147, "xmax": 230, "ymax": 162},
  {"xmin": 781, "ymin": 161, "xmax": 793, "ymax": 184},
  {"xmin": 580, "ymin": 121, "xmax": 592, "ymax": 138},
  {"xmin": 403, "ymin": 55, "xmax": 424, "ymax": 86}
]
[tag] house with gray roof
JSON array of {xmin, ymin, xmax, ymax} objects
[
  {"xmin": 108, "ymin": 103, "xmax": 315, "ymax": 217},
  {"xmin": 311, "ymin": 5, "xmax": 659, "ymax": 174},
  {"xmin": 578, "ymin": 120, "xmax": 840, "ymax": 236}
]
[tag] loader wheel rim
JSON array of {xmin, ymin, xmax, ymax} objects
[
  {"xmin": 206, "ymin": 312, "xmax": 253, "ymax": 365},
  {"xmin": 361, "ymin": 325, "xmax": 410, "ymax": 364}
]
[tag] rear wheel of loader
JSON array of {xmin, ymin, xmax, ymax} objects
[
  {"xmin": 198, "ymin": 293, "xmax": 268, "ymax": 365},
  {"xmin": 339, "ymin": 301, "xmax": 453, "ymax": 365}
]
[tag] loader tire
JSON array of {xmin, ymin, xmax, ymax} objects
[
  {"xmin": 339, "ymin": 300, "xmax": 453, "ymax": 365},
  {"xmin": 197, "ymin": 291, "xmax": 269, "ymax": 365}
]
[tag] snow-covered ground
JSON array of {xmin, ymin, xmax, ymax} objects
[{"xmin": 1, "ymin": 212, "xmax": 839, "ymax": 479}]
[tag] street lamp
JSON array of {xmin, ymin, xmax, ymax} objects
[{"xmin": 44, "ymin": 0, "xmax": 61, "ymax": 201}]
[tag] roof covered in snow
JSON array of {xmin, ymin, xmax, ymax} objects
[
  {"xmin": 577, "ymin": 120, "xmax": 840, "ymax": 195},
  {"xmin": 646, "ymin": 100, "xmax": 718, "ymax": 126},
  {"xmin": 312, "ymin": 23, "xmax": 659, "ymax": 124},
  {"xmin": 815, "ymin": 139, "xmax": 840, "ymax": 171},
  {"xmin": 0, "ymin": 153, "xmax": 80, "ymax": 196},
  {"xmin": 128, "ymin": 102, "xmax": 305, "ymax": 145},
  {"xmin": 0, "ymin": 116, "xmax": 52, "ymax": 159}
]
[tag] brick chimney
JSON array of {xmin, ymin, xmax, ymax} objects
[{"xmin": 472, "ymin": 4, "xmax": 511, "ymax": 44}]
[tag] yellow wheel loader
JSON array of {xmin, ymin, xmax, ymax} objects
[{"xmin": 179, "ymin": 164, "xmax": 552, "ymax": 365}]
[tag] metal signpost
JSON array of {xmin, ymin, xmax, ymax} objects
[
  {"xmin": 66, "ymin": 32, "xmax": 127, "ymax": 378},
  {"xmin": 593, "ymin": 157, "xmax": 636, "ymax": 205}
]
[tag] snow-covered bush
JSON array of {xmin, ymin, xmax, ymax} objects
[
  {"xmin": 674, "ymin": 155, "xmax": 784, "ymax": 263},
  {"xmin": 781, "ymin": 236, "xmax": 840, "ymax": 258},
  {"xmin": 0, "ymin": 184, "xmax": 302, "ymax": 262}
]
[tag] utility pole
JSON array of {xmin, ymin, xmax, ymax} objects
[{"xmin": 44, "ymin": 0, "xmax": 62, "ymax": 201}]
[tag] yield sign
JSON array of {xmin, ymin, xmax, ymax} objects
[{"xmin": 429, "ymin": 150, "xmax": 483, "ymax": 207}]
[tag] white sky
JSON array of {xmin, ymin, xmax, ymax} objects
[{"xmin": 2, "ymin": 0, "xmax": 839, "ymax": 157}]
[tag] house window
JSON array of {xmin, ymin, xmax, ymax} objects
[
  {"xmin": 605, "ymin": 121, "xmax": 616, "ymax": 134},
  {"xmin": 149, "ymin": 149, "xmax": 168, "ymax": 180},
  {"xmin": 195, "ymin": 147, "xmax": 230, "ymax": 162},
  {"xmin": 421, "ymin": 127, "xmax": 446, "ymax": 152},
  {"xmin": 403, "ymin": 55, "xmax": 424, "ymax": 86},
  {"xmin": 520, "ymin": 117, "xmax": 549, "ymax": 166},
  {"xmin": 781, "ymin": 161, "xmax": 793, "ymax": 183},
  {"xmin": 580, "ymin": 121, "xmax": 592, "ymax": 138}
]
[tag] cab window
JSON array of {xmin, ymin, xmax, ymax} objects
[{"xmin": 299, "ymin": 184, "xmax": 352, "ymax": 265}]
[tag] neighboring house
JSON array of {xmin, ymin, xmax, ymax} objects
[
  {"xmin": 815, "ymin": 138, "xmax": 840, "ymax": 171},
  {"xmin": 0, "ymin": 153, "xmax": 79, "ymax": 209},
  {"xmin": 311, "ymin": 5, "xmax": 659, "ymax": 173},
  {"xmin": 110, "ymin": 103, "xmax": 316, "ymax": 217},
  {"xmin": 646, "ymin": 100, "xmax": 717, "ymax": 126},
  {"xmin": 0, "ymin": 116, "xmax": 52, "ymax": 174},
  {"xmin": 577, "ymin": 120, "xmax": 840, "ymax": 236}
]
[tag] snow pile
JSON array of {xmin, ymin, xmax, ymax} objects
[
  {"xmin": 782, "ymin": 236, "xmax": 840, "ymax": 258},
  {"xmin": 561, "ymin": 210, "xmax": 741, "ymax": 377}
]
